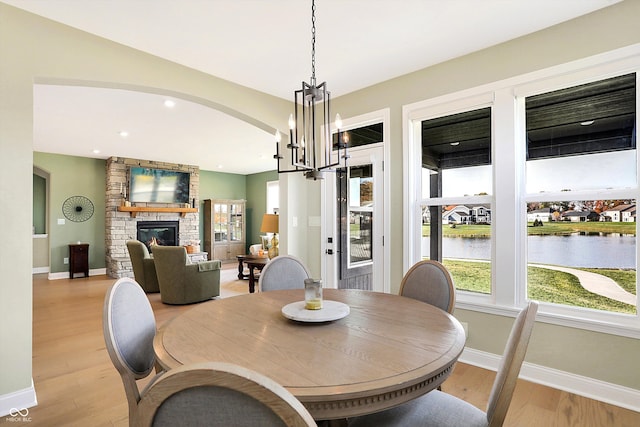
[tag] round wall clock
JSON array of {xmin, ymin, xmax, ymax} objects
[{"xmin": 62, "ymin": 195, "xmax": 95, "ymax": 222}]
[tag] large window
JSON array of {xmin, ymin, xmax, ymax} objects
[
  {"xmin": 406, "ymin": 51, "xmax": 640, "ymax": 335},
  {"xmin": 420, "ymin": 107, "xmax": 493, "ymax": 295},
  {"xmin": 525, "ymin": 74, "xmax": 636, "ymax": 315}
]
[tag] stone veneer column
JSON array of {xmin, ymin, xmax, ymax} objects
[{"xmin": 105, "ymin": 157, "xmax": 200, "ymax": 278}]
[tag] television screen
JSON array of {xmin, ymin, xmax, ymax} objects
[{"xmin": 129, "ymin": 167, "xmax": 190, "ymax": 204}]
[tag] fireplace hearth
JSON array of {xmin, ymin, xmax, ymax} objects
[{"xmin": 137, "ymin": 221, "xmax": 179, "ymax": 252}]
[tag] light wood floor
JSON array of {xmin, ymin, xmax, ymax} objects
[{"xmin": 4, "ymin": 265, "xmax": 639, "ymax": 426}]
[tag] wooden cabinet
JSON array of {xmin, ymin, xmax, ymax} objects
[
  {"xmin": 203, "ymin": 199, "xmax": 246, "ymax": 261},
  {"xmin": 69, "ymin": 243, "xmax": 89, "ymax": 279}
]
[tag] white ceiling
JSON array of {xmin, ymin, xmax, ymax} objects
[{"xmin": 4, "ymin": 0, "xmax": 620, "ymax": 174}]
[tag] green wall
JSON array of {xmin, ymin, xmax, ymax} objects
[
  {"xmin": 198, "ymin": 170, "xmax": 247, "ymax": 246},
  {"xmin": 34, "ymin": 153, "xmax": 106, "ymax": 273},
  {"xmin": 31, "ymin": 155, "xmax": 272, "ymax": 274},
  {"xmin": 197, "ymin": 169, "xmax": 277, "ymax": 252},
  {"xmin": 32, "ymin": 174, "xmax": 46, "ymax": 234},
  {"xmin": 199, "ymin": 170, "xmax": 247, "ymax": 201}
]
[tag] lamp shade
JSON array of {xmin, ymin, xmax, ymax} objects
[{"xmin": 260, "ymin": 214, "xmax": 279, "ymax": 233}]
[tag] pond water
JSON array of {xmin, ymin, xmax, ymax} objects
[{"xmin": 422, "ymin": 233, "xmax": 636, "ymax": 269}]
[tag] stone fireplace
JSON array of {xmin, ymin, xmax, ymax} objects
[{"xmin": 105, "ymin": 157, "xmax": 200, "ymax": 278}]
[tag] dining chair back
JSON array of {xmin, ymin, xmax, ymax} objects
[
  {"xmin": 347, "ymin": 301, "xmax": 538, "ymax": 427},
  {"xmin": 103, "ymin": 277, "xmax": 163, "ymax": 425},
  {"xmin": 399, "ymin": 260, "xmax": 456, "ymax": 313},
  {"xmin": 137, "ymin": 361, "xmax": 317, "ymax": 427},
  {"xmin": 259, "ymin": 255, "xmax": 311, "ymax": 292},
  {"xmin": 485, "ymin": 300, "xmax": 538, "ymax": 426}
]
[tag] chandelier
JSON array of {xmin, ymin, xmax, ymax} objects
[{"xmin": 274, "ymin": 0, "xmax": 348, "ymax": 180}]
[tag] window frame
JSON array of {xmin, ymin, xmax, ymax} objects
[{"xmin": 403, "ymin": 45, "xmax": 640, "ymax": 338}]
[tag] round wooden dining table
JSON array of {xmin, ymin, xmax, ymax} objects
[{"xmin": 154, "ymin": 288, "xmax": 466, "ymax": 421}]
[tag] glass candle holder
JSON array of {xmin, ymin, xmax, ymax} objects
[{"xmin": 304, "ymin": 278, "xmax": 323, "ymax": 310}]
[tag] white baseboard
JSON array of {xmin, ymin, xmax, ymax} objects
[
  {"xmin": 459, "ymin": 348, "xmax": 640, "ymax": 413},
  {"xmin": 0, "ymin": 380, "xmax": 37, "ymax": 418},
  {"xmin": 91, "ymin": 268, "xmax": 107, "ymax": 276},
  {"xmin": 32, "ymin": 267, "xmax": 49, "ymax": 274},
  {"xmin": 48, "ymin": 268, "xmax": 107, "ymax": 280}
]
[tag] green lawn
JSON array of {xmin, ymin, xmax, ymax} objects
[
  {"xmin": 442, "ymin": 259, "xmax": 636, "ymax": 315},
  {"xmin": 422, "ymin": 222, "xmax": 636, "ymax": 313},
  {"xmin": 407, "ymin": 222, "xmax": 636, "ymax": 310}
]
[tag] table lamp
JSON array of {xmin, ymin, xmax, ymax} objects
[{"xmin": 260, "ymin": 213, "xmax": 279, "ymax": 259}]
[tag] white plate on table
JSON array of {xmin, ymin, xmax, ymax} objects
[{"xmin": 281, "ymin": 300, "xmax": 350, "ymax": 322}]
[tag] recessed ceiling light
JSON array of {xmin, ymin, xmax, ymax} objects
[
  {"xmin": 450, "ymin": 141, "xmax": 460, "ymax": 146},
  {"xmin": 92, "ymin": 149, "xmax": 100, "ymax": 154},
  {"xmin": 164, "ymin": 99, "xmax": 176, "ymax": 108},
  {"xmin": 119, "ymin": 130, "xmax": 129, "ymax": 138},
  {"xmin": 217, "ymin": 164, "xmax": 224, "ymax": 169},
  {"xmin": 580, "ymin": 120, "xmax": 595, "ymax": 126}
]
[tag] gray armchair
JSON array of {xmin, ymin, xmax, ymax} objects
[
  {"xmin": 126, "ymin": 240, "xmax": 160, "ymax": 293},
  {"xmin": 152, "ymin": 245, "xmax": 220, "ymax": 305}
]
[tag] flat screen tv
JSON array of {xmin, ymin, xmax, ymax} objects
[{"xmin": 129, "ymin": 167, "xmax": 190, "ymax": 204}]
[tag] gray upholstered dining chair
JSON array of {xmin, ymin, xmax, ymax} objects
[
  {"xmin": 348, "ymin": 301, "xmax": 539, "ymax": 427},
  {"xmin": 399, "ymin": 260, "xmax": 456, "ymax": 313},
  {"xmin": 126, "ymin": 240, "xmax": 160, "ymax": 293},
  {"xmin": 136, "ymin": 361, "xmax": 317, "ymax": 427},
  {"xmin": 258, "ymin": 255, "xmax": 311, "ymax": 292},
  {"xmin": 103, "ymin": 277, "xmax": 164, "ymax": 426},
  {"xmin": 152, "ymin": 245, "xmax": 220, "ymax": 304}
]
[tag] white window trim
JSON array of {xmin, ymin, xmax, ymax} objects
[{"xmin": 403, "ymin": 43, "xmax": 640, "ymax": 339}]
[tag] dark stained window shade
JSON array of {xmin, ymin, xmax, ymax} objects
[
  {"xmin": 332, "ymin": 122, "xmax": 383, "ymax": 149},
  {"xmin": 526, "ymin": 73, "xmax": 636, "ymax": 160},
  {"xmin": 421, "ymin": 107, "xmax": 491, "ymax": 170}
]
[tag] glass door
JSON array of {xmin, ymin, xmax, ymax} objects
[
  {"xmin": 337, "ymin": 164, "xmax": 374, "ymax": 289},
  {"xmin": 325, "ymin": 146, "xmax": 384, "ymax": 291}
]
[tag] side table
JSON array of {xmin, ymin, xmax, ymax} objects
[
  {"xmin": 236, "ymin": 254, "xmax": 267, "ymax": 280},
  {"xmin": 69, "ymin": 243, "xmax": 89, "ymax": 279},
  {"xmin": 246, "ymin": 258, "xmax": 268, "ymax": 293}
]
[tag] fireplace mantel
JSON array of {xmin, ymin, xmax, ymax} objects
[{"xmin": 117, "ymin": 206, "xmax": 198, "ymax": 218}]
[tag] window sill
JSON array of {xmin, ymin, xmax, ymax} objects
[{"xmin": 457, "ymin": 299, "xmax": 640, "ymax": 339}]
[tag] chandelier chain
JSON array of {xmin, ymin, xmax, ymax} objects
[
  {"xmin": 274, "ymin": 0, "xmax": 348, "ymax": 180},
  {"xmin": 311, "ymin": 0, "xmax": 316, "ymax": 83}
]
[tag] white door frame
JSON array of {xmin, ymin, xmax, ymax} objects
[{"xmin": 321, "ymin": 109, "xmax": 390, "ymax": 292}]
